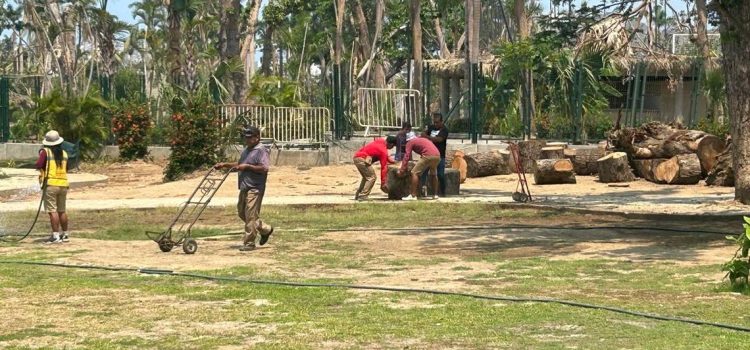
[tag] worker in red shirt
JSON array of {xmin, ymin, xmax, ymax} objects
[
  {"xmin": 353, "ymin": 136, "xmax": 397, "ymax": 200},
  {"xmin": 397, "ymin": 134, "xmax": 440, "ymax": 200}
]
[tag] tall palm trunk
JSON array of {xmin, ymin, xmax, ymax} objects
[
  {"xmin": 353, "ymin": 0, "xmax": 385, "ymax": 87},
  {"xmin": 515, "ymin": 0, "xmax": 536, "ymax": 139},
  {"xmin": 241, "ymin": 0, "xmax": 262, "ymax": 84},
  {"xmin": 165, "ymin": 0, "xmax": 183, "ymax": 85},
  {"xmin": 260, "ymin": 25, "xmax": 275, "ymax": 76},
  {"xmin": 713, "ymin": 0, "xmax": 750, "ymax": 203},
  {"xmin": 219, "ymin": 0, "xmax": 244, "ymax": 103},
  {"xmin": 410, "ymin": 0, "xmax": 422, "ymax": 120}
]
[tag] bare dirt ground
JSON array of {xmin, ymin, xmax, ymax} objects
[
  {"xmin": 6, "ymin": 224, "xmax": 733, "ymax": 292},
  {"xmin": 68, "ymin": 160, "xmax": 738, "ymax": 212},
  {"xmin": 2, "ymin": 160, "xmax": 738, "ymax": 289}
]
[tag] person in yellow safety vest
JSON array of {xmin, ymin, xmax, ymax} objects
[{"xmin": 35, "ymin": 130, "xmax": 70, "ymax": 244}]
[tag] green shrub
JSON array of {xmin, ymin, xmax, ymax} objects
[
  {"xmin": 723, "ymin": 216, "xmax": 750, "ymax": 292},
  {"xmin": 163, "ymin": 88, "xmax": 223, "ymax": 182},
  {"xmin": 111, "ymin": 101, "xmax": 152, "ymax": 160},
  {"xmin": 11, "ymin": 89, "xmax": 109, "ymax": 159},
  {"xmin": 696, "ymin": 117, "xmax": 730, "ymax": 138}
]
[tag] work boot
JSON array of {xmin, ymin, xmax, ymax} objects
[{"xmin": 259, "ymin": 222, "xmax": 274, "ymax": 246}]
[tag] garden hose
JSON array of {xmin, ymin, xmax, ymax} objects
[
  {"xmin": 0, "ymin": 163, "xmax": 48, "ymax": 243},
  {"xmin": 310, "ymin": 224, "xmax": 734, "ymax": 236},
  {"xmin": 2, "ymin": 260, "xmax": 749, "ymax": 333}
]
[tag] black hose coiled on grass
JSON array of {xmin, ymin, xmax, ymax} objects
[{"xmin": 2, "ymin": 260, "xmax": 749, "ymax": 333}]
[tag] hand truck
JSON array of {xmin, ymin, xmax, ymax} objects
[
  {"xmin": 146, "ymin": 167, "xmax": 232, "ymax": 254},
  {"xmin": 509, "ymin": 142, "xmax": 532, "ymax": 203}
]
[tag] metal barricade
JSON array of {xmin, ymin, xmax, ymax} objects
[
  {"xmin": 219, "ymin": 104, "xmax": 275, "ymax": 129},
  {"xmin": 274, "ymin": 107, "xmax": 332, "ymax": 144},
  {"xmin": 219, "ymin": 105, "xmax": 332, "ymax": 146},
  {"xmin": 356, "ymin": 88, "xmax": 421, "ymax": 136}
]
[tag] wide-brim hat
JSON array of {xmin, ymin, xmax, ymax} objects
[{"xmin": 42, "ymin": 130, "xmax": 64, "ymax": 146}]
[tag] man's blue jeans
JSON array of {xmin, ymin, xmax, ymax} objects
[{"xmin": 420, "ymin": 157, "xmax": 446, "ymax": 196}]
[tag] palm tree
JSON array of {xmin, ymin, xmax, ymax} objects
[
  {"xmin": 131, "ymin": 0, "xmax": 166, "ymax": 99},
  {"xmin": 219, "ymin": 0, "xmax": 243, "ymax": 103},
  {"xmin": 164, "ymin": 0, "xmax": 184, "ymax": 85}
]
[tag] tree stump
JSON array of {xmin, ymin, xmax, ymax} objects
[
  {"xmin": 597, "ymin": 152, "xmax": 635, "ymax": 183},
  {"xmin": 465, "ymin": 150, "xmax": 509, "ymax": 177},
  {"xmin": 450, "ymin": 150, "xmax": 468, "ymax": 183},
  {"xmin": 706, "ymin": 145, "xmax": 734, "ymax": 187},
  {"xmin": 565, "ymin": 147, "xmax": 604, "ymax": 175},
  {"xmin": 533, "ymin": 159, "xmax": 576, "ymax": 184},
  {"xmin": 696, "ymin": 135, "xmax": 726, "ymax": 176},
  {"xmin": 518, "ymin": 140, "xmax": 547, "ymax": 172},
  {"xmin": 631, "ymin": 158, "xmax": 667, "ymax": 183},
  {"xmin": 425, "ymin": 168, "xmax": 461, "ymax": 196},
  {"xmin": 539, "ymin": 146, "xmax": 565, "ymax": 160},
  {"xmin": 386, "ymin": 164, "xmax": 414, "ymax": 199},
  {"xmin": 653, "ymin": 154, "xmax": 701, "ymax": 185}
]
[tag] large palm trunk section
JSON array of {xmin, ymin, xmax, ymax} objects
[{"xmin": 715, "ymin": 1, "xmax": 750, "ymax": 203}]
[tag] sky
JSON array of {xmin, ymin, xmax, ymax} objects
[{"xmin": 107, "ymin": 0, "xmax": 691, "ymax": 25}]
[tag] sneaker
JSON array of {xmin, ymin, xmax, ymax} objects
[
  {"xmin": 432, "ymin": 195, "xmax": 439, "ymax": 200},
  {"xmin": 356, "ymin": 195, "xmax": 369, "ymax": 202},
  {"xmin": 239, "ymin": 244, "xmax": 256, "ymax": 252},
  {"xmin": 259, "ymin": 227, "xmax": 274, "ymax": 246},
  {"xmin": 402, "ymin": 195, "xmax": 417, "ymax": 201},
  {"xmin": 45, "ymin": 236, "xmax": 62, "ymax": 244},
  {"xmin": 60, "ymin": 233, "xmax": 69, "ymax": 242}
]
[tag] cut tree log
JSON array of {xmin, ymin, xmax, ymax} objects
[
  {"xmin": 608, "ymin": 121, "xmax": 714, "ymax": 159},
  {"xmin": 533, "ymin": 159, "xmax": 576, "ymax": 185},
  {"xmin": 500, "ymin": 149, "xmax": 517, "ymax": 173},
  {"xmin": 450, "ymin": 150, "xmax": 468, "ymax": 183},
  {"xmin": 653, "ymin": 154, "xmax": 701, "ymax": 185},
  {"xmin": 631, "ymin": 158, "xmax": 668, "ymax": 183},
  {"xmin": 465, "ymin": 150, "xmax": 509, "ymax": 177},
  {"xmin": 425, "ymin": 168, "xmax": 461, "ymax": 196},
  {"xmin": 545, "ymin": 142, "xmax": 568, "ymax": 149},
  {"xmin": 564, "ymin": 147, "xmax": 604, "ymax": 175},
  {"xmin": 386, "ymin": 165, "xmax": 414, "ymax": 200},
  {"xmin": 597, "ymin": 152, "xmax": 635, "ymax": 183},
  {"xmin": 386, "ymin": 165, "xmax": 462, "ymax": 199},
  {"xmin": 517, "ymin": 139, "xmax": 546, "ymax": 172},
  {"xmin": 706, "ymin": 143, "xmax": 734, "ymax": 187},
  {"xmin": 695, "ymin": 135, "xmax": 726, "ymax": 175},
  {"xmin": 539, "ymin": 146, "xmax": 565, "ymax": 159}
]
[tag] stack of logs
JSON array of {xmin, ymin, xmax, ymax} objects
[
  {"xmin": 447, "ymin": 140, "xmax": 606, "ymax": 185},
  {"xmin": 608, "ymin": 121, "xmax": 729, "ymax": 185}
]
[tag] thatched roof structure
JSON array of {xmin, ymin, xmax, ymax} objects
[{"xmin": 424, "ymin": 55, "xmax": 499, "ymax": 79}]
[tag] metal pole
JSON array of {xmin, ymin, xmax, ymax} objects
[
  {"xmin": 638, "ymin": 61, "xmax": 648, "ymax": 125},
  {"xmin": 425, "ymin": 62, "xmax": 431, "ymax": 126},
  {"xmin": 0, "ymin": 77, "xmax": 8, "ymax": 142},
  {"xmin": 333, "ymin": 63, "xmax": 342, "ymax": 139},
  {"xmin": 629, "ymin": 63, "xmax": 641, "ymax": 127},
  {"xmin": 471, "ymin": 63, "xmax": 479, "ymax": 144}
]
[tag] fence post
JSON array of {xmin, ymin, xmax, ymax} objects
[
  {"xmin": 572, "ymin": 61, "xmax": 584, "ymax": 144},
  {"xmin": 470, "ymin": 63, "xmax": 479, "ymax": 144},
  {"xmin": 424, "ymin": 62, "xmax": 431, "ymax": 126},
  {"xmin": 333, "ymin": 63, "xmax": 343, "ymax": 140},
  {"xmin": 0, "ymin": 77, "xmax": 9, "ymax": 142}
]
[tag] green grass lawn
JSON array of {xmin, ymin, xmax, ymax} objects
[{"xmin": 0, "ymin": 203, "xmax": 747, "ymax": 349}]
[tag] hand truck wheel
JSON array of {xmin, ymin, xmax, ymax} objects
[
  {"xmin": 158, "ymin": 239, "xmax": 174, "ymax": 253},
  {"xmin": 512, "ymin": 191, "xmax": 529, "ymax": 203},
  {"xmin": 182, "ymin": 238, "xmax": 198, "ymax": 255}
]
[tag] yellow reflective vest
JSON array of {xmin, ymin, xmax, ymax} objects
[{"xmin": 40, "ymin": 148, "xmax": 69, "ymax": 187}]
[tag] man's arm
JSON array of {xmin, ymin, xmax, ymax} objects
[
  {"xmin": 35, "ymin": 149, "xmax": 47, "ymax": 169},
  {"xmin": 213, "ymin": 161, "xmax": 238, "ymax": 170},
  {"xmin": 398, "ymin": 142, "xmax": 413, "ymax": 174}
]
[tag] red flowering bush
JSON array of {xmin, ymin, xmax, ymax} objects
[
  {"xmin": 163, "ymin": 90, "xmax": 223, "ymax": 181},
  {"xmin": 111, "ymin": 102, "xmax": 152, "ymax": 160}
]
